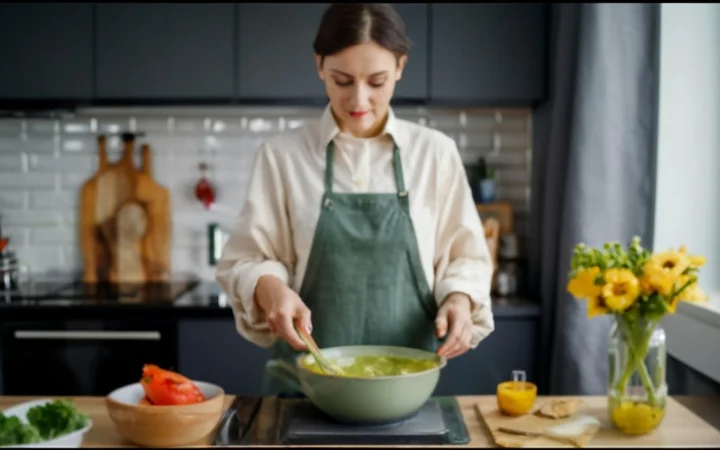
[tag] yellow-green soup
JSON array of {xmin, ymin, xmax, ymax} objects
[{"xmin": 303, "ymin": 355, "xmax": 438, "ymax": 377}]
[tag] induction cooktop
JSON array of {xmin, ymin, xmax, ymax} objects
[
  {"xmin": 214, "ymin": 396, "xmax": 471, "ymax": 446},
  {"xmin": 1, "ymin": 277, "xmax": 199, "ymax": 305}
]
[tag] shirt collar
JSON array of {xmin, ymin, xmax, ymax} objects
[{"xmin": 317, "ymin": 103, "xmax": 409, "ymax": 152}]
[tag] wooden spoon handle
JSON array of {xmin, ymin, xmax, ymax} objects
[{"xmin": 294, "ymin": 323, "xmax": 342, "ymax": 375}]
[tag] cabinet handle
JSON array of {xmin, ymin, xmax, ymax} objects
[{"xmin": 13, "ymin": 330, "xmax": 161, "ymax": 341}]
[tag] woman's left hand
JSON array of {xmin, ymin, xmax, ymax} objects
[{"xmin": 435, "ymin": 293, "xmax": 474, "ymax": 359}]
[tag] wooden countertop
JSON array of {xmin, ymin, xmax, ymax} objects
[{"xmin": 1, "ymin": 395, "xmax": 719, "ymax": 447}]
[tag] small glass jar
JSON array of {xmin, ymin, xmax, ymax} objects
[{"xmin": 607, "ymin": 316, "xmax": 667, "ymax": 435}]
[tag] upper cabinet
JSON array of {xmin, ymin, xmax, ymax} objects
[
  {"xmin": 429, "ymin": 4, "xmax": 549, "ymax": 105},
  {"xmin": 95, "ymin": 3, "xmax": 235, "ymax": 100},
  {"xmin": 235, "ymin": 3, "xmax": 428, "ymax": 102},
  {"xmin": 0, "ymin": 3, "xmax": 93, "ymax": 100},
  {"xmin": 0, "ymin": 4, "xmax": 549, "ymax": 106},
  {"xmin": 236, "ymin": 3, "xmax": 329, "ymax": 101},
  {"xmin": 391, "ymin": 3, "xmax": 429, "ymax": 101}
]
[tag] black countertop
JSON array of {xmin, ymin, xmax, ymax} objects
[{"xmin": 0, "ymin": 280, "xmax": 540, "ymax": 320}]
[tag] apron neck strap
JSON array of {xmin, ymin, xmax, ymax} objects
[{"xmin": 324, "ymin": 140, "xmax": 407, "ymax": 195}]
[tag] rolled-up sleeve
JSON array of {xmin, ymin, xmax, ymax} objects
[
  {"xmin": 216, "ymin": 142, "xmax": 295, "ymax": 348},
  {"xmin": 433, "ymin": 139, "xmax": 495, "ymax": 348}
]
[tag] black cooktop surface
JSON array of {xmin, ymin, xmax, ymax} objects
[
  {"xmin": 1, "ymin": 277, "xmax": 199, "ymax": 305},
  {"xmin": 214, "ymin": 396, "xmax": 470, "ymax": 446},
  {"xmin": 52, "ymin": 279, "xmax": 199, "ymax": 303},
  {"xmin": 0, "ymin": 280, "xmax": 75, "ymax": 301}
]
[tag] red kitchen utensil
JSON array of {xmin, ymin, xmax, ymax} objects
[{"xmin": 194, "ymin": 162, "xmax": 216, "ymax": 209}]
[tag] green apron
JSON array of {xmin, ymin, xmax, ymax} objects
[{"xmin": 261, "ymin": 140, "xmax": 441, "ymax": 396}]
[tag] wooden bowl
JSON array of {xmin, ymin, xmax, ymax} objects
[{"xmin": 105, "ymin": 381, "xmax": 225, "ymax": 447}]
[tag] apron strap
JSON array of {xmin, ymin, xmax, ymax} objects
[{"xmin": 324, "ymin": 139, "xmax": 407, "ymax": 196}]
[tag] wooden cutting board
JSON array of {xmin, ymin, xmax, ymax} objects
[
  {"xmin": 476, "ymin": 396, "xmax": 720, "ymax": 448},
  {"xmin": 477, "ymin": 404, "xmax": 598, "ymax": 447},
  {"xmin": 80, "ymin": 134, "xmax": 171, "ymax": 283}
]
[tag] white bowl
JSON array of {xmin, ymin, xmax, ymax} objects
[{"xmin": 0, "ymin": 398, "xmax": 93, "ymax": 448}]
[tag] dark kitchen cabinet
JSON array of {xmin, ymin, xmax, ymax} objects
[
  {"xmin": 236, "ymin": 3, "xmax": 429, "ymax": 101},
  {"xmin": 0, "ymin": 3, "xmax": 93, "ymax": 100},
  {"xmin": 94, "ymin": 3, "xmax": 235, "ymax": 100},
  {"xmin": 178, "ymin": 319, "xmax": 270, "ymax": 396},
  {"xmin": 429, "ymin": 4, "xmax": 549, "ymax": 104},
  {"xmin": 434, "ymin": 317, "xmax": 539, "ymax": 395},
  {"xmin": 0, "ymin": 4, "xmax": 550, "ymax": 107},
  {"xmin": 236, "ymin": 3, "xmax": 329, "ymax": 101},
  {"xmin": 391, "ymin": 3, "xmax": 429, "ymax": 100},
  {"xmin": 0, "ymin": 320, "xmax": 178, "ymax": 396}
]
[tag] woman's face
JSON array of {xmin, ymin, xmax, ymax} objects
[{"xmin": 316, "ymin": 42, "xmax": 407, "ymax": 138}]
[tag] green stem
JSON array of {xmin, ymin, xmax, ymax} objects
[{"xmin": 612, "ymin": 316, "xmax": 659, "ymax": 407}]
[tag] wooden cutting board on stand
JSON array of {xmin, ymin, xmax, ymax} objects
[{"xmin": 79, "ymin": 133, "xmax": 171, "ymax": 283}]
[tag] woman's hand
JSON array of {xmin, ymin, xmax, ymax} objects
[
  {"xmin": 255, "ymin": 275, "xmax": 312, "ymax": 351},
  {"xmin": 435, "ymin": 293, "xmax": 474, "ymax": 359}
]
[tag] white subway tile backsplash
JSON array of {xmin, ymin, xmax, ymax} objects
[
  {"xmin": 16, "ymin": 245, "xmax": 63, "ymax": 273},
  {"xmin": 496, "ymin": 168, "xmax": 532, "ymax": 185},
  {"xmin": 28, "ymin": 120, "xmax": 59, "ymax": 135},
  {"xmin": 0, "ymin": 106, "xmax": 533, "ymax": 279},
  {"xmin": 2, "ymin": 210, "xmax": 60, "ymax": 227},
  {"xmin": 0, "ymin": 173, "xmax": 56, "ymax": 189},
  {"xmin": 61, "ymin": 137, "xmax": 96, "ymax": 153},
  {"xmin": 0, "ymin": 137, "xmax": 58, "ymax": 154},
  {"xmin": 29, "ymin": 154, "xmax": 94, "ymax": 173},
  {"xmin": 58, "ymin": 211, "xmax": 78, "ymax": 227},
  {"xmin": 96, "ymin": 117, "xmax": 131, "ymax": 134},
  {"xmin": 61, "ymin": 246, "xmax": 81, "ymax": 267},
  {"xmin": 0, "ymin": 120, "xmax": 23, "ymax": 136},
  {"xmin": 60, "ymin": 173, "xmax": 93, "ymax": 191},
  {"xmin": 31, "ymin": 191, "xmax": 78, "ymax": 209},
  {"xmin": 0, "ymin": 191, "xmax": 27, "ymax": 209},
  {"xmin": 61, "ymin": 119, "xmax": 95, "ymax": 135},
  {"xmin": 0, "ymin": 155, "xmax": 23, "ymax": 171},
  {"xmin": 173, "ymin": 118, "xmax": 207, "ymax": 134},
  {"xmin": 31, "ymin": 227, "xmax": 76, "ymax": 244},
  {"xmin": 1, "ymin": 227, "xmax": 28, "ymax": 247}
]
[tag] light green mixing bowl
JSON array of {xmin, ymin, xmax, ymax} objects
[{"xmin": 268, "ymin": 345, "xmax": 447, "ymax": 424}]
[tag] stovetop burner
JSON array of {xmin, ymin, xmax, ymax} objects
[
  {"xmin": 214, "ymin": 396, "xmax": 470, "ymax": 446},
  {"xmin": 281, "ymin": 400, "xmax": 450, "ymax": 445}
]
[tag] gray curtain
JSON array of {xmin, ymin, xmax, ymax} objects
[{"xmin": 529, "ymin": 3, "xmax": 661, "ymax": 395}]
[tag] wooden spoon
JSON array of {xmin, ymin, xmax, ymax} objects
[{"xmin": 294, "ymin": 323, "xmax": 344, "ymax": 376}]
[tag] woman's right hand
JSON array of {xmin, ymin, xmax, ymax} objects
[{"xmin": 254, "ymin": 275, "xmax": 312, "ymax": 351}]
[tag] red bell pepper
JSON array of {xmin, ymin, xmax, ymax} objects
[{"xmin": 140, "ymin": 364, "xmax": 206, "ymax": 406}]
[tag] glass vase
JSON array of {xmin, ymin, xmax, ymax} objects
[{"xmin": 607, "ymin": 315, "xmax": 667, "ymax": 436}]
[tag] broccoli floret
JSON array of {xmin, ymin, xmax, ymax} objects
[
  {"xmin": 26, "ymin": 399, "xmax": 89, "ymax": 440},
  {"xmin": 0, "ymin": 413, "xmax": 42, "ymax": 445}
]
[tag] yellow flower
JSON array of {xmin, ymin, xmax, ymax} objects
[
  {"xmin": 681, "ymin": 283, "xmax": 707, "ymax": 303},
  {"xmin": 641, "ymin": 249, "xmax": 691, "ymax": 296},
  {"xmin": 601, "ymin": 268, "xmax": 640, "ymax": 312},
  {"xmin": 587, "ymin": 292, "xmax": 609, "ymax": 318},
  {"xmin": 679, "ymin": 245, "xmax": 706, "ymax": 269},
  {"xmin": 567, "ymin": 267, "xmax": 601, "ymax": 300},
  {"xmin": 639, "ymin": 273, "xmax": 655, "ymax": 296},
  {"xmin": 641, "ymin": 265, "xmax": 676, "ymax": 296},
  {"xmin": 646, "ymin": 250, "xmax": 690, "ymax": 279}
]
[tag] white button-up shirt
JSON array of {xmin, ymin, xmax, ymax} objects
[{"xmin": 216, "ymin": 105, "xmax": 495, "ymax": 349}]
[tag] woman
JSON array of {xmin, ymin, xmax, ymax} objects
[{"xmin": 216, "ymin": 3, "xmax": 495, "ymax": 395}]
